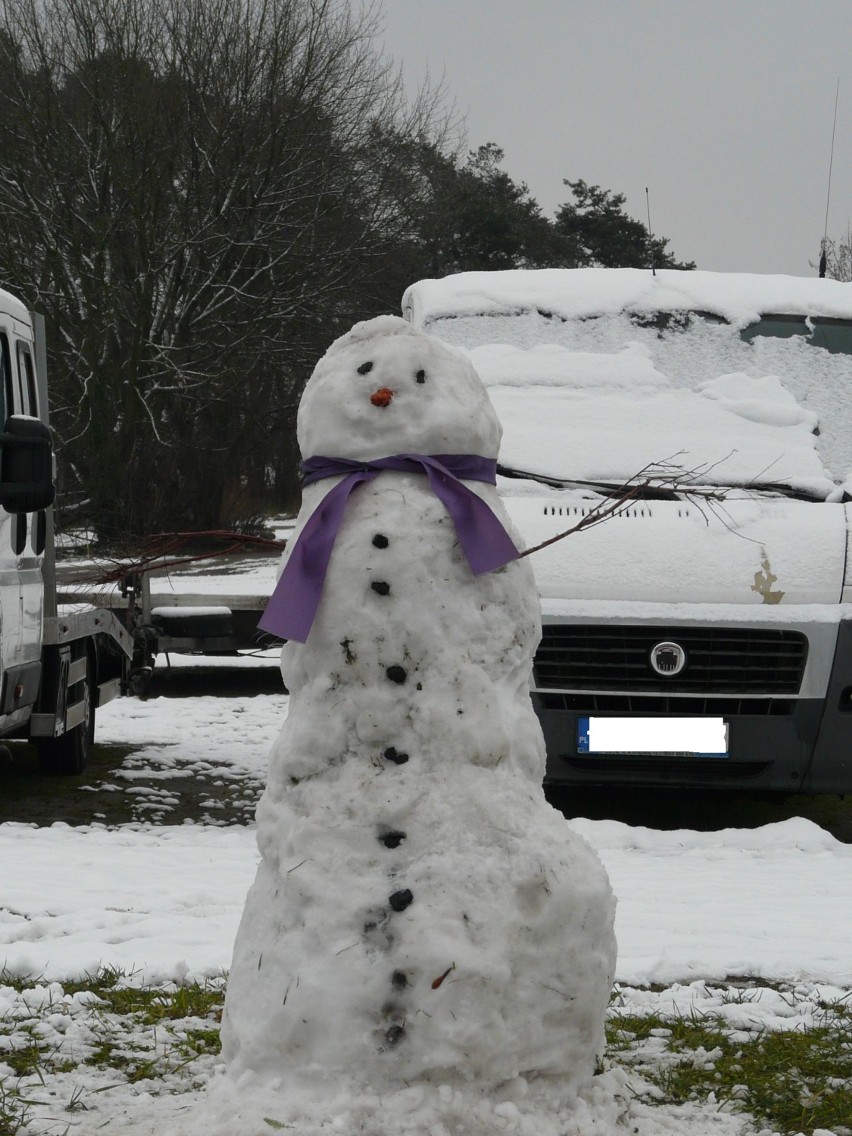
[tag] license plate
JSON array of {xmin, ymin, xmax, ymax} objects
[{"xmin": 577, "ymin": 716, "xmax": 729, "ymax": 757}]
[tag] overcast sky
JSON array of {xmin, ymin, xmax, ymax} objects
[{"xmin": 373, "ymin": 0, "xmax": 852, "ymax": 277}]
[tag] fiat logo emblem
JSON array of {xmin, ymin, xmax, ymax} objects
[{"xmin": 650, "ymin": 641, "xmax": 687, "ymax": 676}]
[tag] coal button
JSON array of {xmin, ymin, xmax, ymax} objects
[
  {"xmin": 380, "ymin": 831, "xmax": 406, "ymax": 849},
  {"xmin": 384, "ymin": 747, "xmax": 409, "ymax": 765},
  {"xmin": 389, "ymin": 889, "xmax": 413, "ymax": 912}
]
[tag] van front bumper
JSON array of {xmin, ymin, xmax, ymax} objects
[{"xmin": 534, "ymin": 610, "xmax": 852, "ymax": 794}]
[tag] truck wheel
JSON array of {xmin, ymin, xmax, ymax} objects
[{"xmin": 36, "ymin": 652, "xmax": 94, "ymax": 776}]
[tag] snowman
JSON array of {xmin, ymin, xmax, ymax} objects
[{"xmin": 220, "ymin": 315, "xmax": 616, "ymax": 1108}]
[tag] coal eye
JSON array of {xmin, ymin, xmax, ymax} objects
[
  {"xmin": 415, "ymin": 369, "xmax": 426, "ymax": 384},
  {"xmin": 357, "ymin": 361, "xmax": 374, "ymax": 375}
]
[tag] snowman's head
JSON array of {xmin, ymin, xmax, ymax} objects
[{"xmin": 297, "ymin": 315, "xmax": 502, "ymax": 461}]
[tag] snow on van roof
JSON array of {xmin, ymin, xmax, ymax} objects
[
  {"xmin": 402, "ymin": 267, "xmax": 852, "ymax": 329},
  {"xmin": 0, "ymin": 286, "xmax": 31, "ymax": 326}
]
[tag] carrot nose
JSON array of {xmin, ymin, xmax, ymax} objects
[{"xmin": 370, "ymin": 387, "xmax": 394, "ymax": 407}]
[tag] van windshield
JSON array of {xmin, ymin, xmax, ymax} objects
[
  {"xmin": 428, "ymin": 307, "xmax": 852, "ymax": 499},
  {"xmin": 740, "ymin": 314, "xmax": 852, "ymax": 355}
]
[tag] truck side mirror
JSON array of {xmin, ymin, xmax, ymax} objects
[{"xmin": 0, "ymin": 415, "xmax": 55, "ymax": 514}]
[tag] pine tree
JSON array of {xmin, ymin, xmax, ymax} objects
[{"xmin": 555, "ymin": 180, "xmax": 694, "ymax": 270}]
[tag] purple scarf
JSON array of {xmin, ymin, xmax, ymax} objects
[{"xmin": 258, "ymin": 453, "xmax": 520, "ymax": 643}]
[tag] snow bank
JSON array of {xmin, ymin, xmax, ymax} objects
[{"xmin": 2, "ymin": 817, "xmax": 849, "ymax": 988}]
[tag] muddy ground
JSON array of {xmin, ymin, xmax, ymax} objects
[{"xmin": 0, "ymin": 668, "xmax": 281, "ymax": 827}]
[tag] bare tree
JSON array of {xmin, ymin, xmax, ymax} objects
[
  {"xmin": 818, "ymin": 228, "xmax": 852, "ymax": 282},
  {"xmin": 0, "ymin": 0, "xmax": 447, "ymax": 540}
]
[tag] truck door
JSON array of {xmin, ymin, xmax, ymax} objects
[
  {"xmin": 12, "ymin": 337, "xmax": 45, "ymax": 668},
  {"xmin": 0, "ymin": 326, "xmax": 45, "ymax": 713},
  {"xmin": 0, "ymin": 328, "xmax": 23, "ymax": 687}
]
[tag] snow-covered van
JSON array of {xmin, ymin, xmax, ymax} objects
[
  {"xmin": 0, "ymin": 287, "xmax": 131, "ymax": 774},
  {"xmin": 402, "ymin": 268, "xmax": 852, "ymax": 794}
]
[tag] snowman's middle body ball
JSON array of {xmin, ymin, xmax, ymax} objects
[{"xmin": 220, "ymin": 317, "xmax": 616, "ymax": 1094}]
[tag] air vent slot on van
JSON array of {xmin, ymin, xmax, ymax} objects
[{"xmin": 541, "ymin": 505, "xmax": 694, "ymax": 520}]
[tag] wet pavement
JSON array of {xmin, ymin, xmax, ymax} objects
[
  {"xmin": 548, "ymin": 783, "xmax": 852, "ymax": 843},
  {"xmin": 0, "ymin": 667, "xmax": 282, "ymax": 827},
  {"xmin": 1, "ymin": 665, "xmax": 850, "ymax": 841}
]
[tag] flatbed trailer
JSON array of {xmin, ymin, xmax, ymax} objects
[{"xmin": 55, "ymin": 538, "xmax": 285, "ymax": 694}]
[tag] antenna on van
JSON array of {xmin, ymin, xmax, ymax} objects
[
  {"xmin": 645, "ymin": 188, "xmax": 656, "ymax": 277},
  {"xmin": 819, "ymin": 78, "xmax": 840, "ymax": 278}
]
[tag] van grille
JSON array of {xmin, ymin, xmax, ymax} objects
[{"xmin": 534, "ymin": 625, "xmax": 808, "ymax": 695}]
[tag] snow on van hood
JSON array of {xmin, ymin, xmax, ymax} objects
[
  {"xmin": 505, "ymin": 495, "xmax": 848, "ymax": 606},
  {"xmin": 402, "ymin": 267, "xmax": 852, "ymax": 328}
]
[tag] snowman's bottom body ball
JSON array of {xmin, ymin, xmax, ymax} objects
[
  {"xmin": 220, "ymin": 474, "xmax": 616, "ymax": 1095},
  {"xmin": 222, "ymin": 771, "xmax": 615, "ymax": 1094}
]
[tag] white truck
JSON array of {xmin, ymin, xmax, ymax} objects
[
  {"xmin": 403, "ymin": 268, "xmax": 852, "ymax": 795},
  {"xmin": 0, "ymin": 286, "xmax": 132, "ymax": 774}
]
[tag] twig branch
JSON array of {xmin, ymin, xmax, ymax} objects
[
  {"xmin": 514, "ymin": 452, "xmax": 800, "ymax": 559},
  {"xmin": 517, "ymin": 478, "xmax": 652, "ymax": 559},
  {"xmin": 69, "ymin": 530, "xmax": 287, "ymax": 587}
]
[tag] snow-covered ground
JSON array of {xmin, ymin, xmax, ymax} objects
[
  {"xmin": 6, "ymin": 665, "xmax": 852, "ymax": 988},
  {"xmin": 4, "ymin": 777, "xmax": 851, "ymax": 991},
  {"xmin": 0, "ymin": 680, "xmax": 850, "ymax": 1134}
]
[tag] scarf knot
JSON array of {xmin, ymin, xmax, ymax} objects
[{"xmin": 258, "ymin": 453, "xmax": 519, "ymax": 643}]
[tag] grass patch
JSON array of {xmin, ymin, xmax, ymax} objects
[
  {"xmin": 0, "ymin": 1084, "xmax": 31, "ymax": 1136},
  {"xmin": 182, "ymin": 1027, "xmax": 222, "ymax": 1056},
  {"xmin": 0, "ymin": 967, "xmax": 226, "ymax": 1132},
  {"xmin": 2, "ymin": 1037, "xmax": 43, "ymax": 1079},
  {"xmin": 86, "ymin": 977, "xmax": 224, "ymax": 1026},
  {"xmin": 1, "ymin": 971, "xmax": 850, "ymax": 1135},
  {"xmin": 608, "ymin": 988, "xmax": 852, "ymax": 1135}
]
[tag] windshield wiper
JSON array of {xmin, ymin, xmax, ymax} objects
[
  {"xmin": 496, "ymin": 463, "xmax": 842, "ymax": 503},
  {"xmin": 496, "ymin": 463, "xmax": 682, "ymax": 500},
  {"xmin": 733, "ymin": 481, "xmax": 841, "ymax": 503}
]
